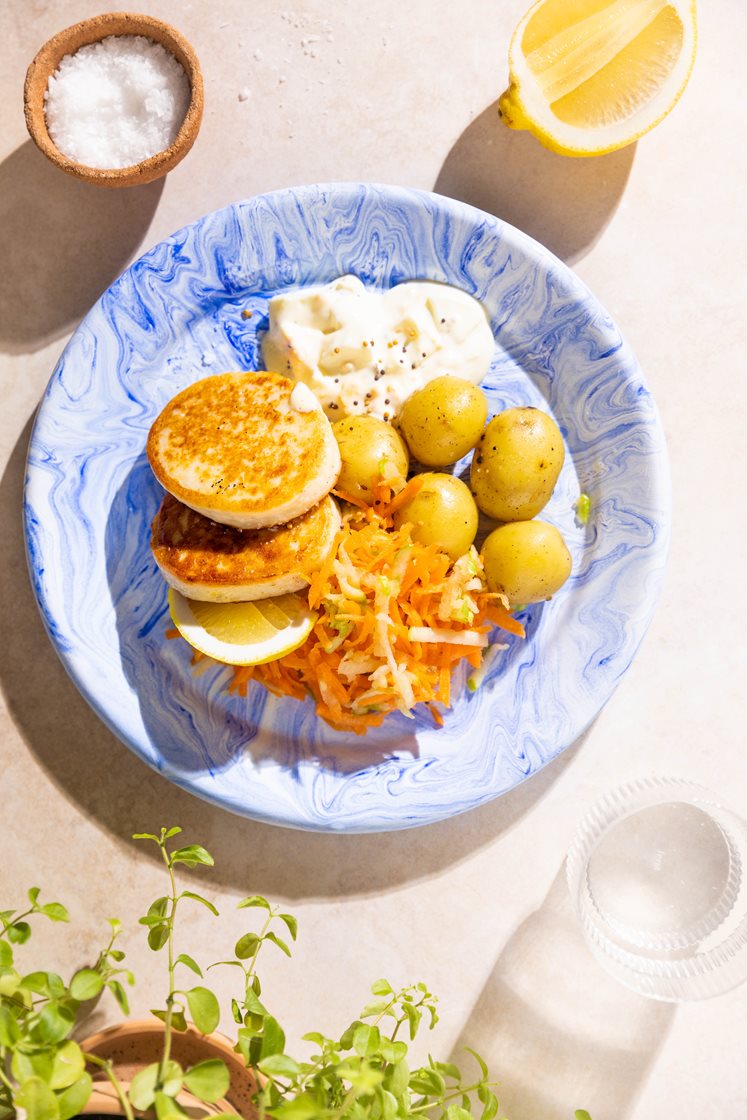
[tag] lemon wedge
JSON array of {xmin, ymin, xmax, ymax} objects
[
  {"xmin": 498, "ymin": 0, "xmax": 697, "ymax": 156},
  {"xmin": 168, "ymin": 589, "xmax": 316, "ymax": 666}
]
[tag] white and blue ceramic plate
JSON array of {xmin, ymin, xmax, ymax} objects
[{"xmin": 24, "ymin": 183, "xmax": 670, "ymax": 832}]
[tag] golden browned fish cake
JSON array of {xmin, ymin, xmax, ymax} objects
[
  {"xmin": 151, "ymin": 493, "xmax": 341, "ymax": 602},
  {"xmin": 146, "ymin": 371, "xmax": 341, "ymax": 529}
]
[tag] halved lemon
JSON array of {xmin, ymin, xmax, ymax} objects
[
  {"xmin": 168, "ymin": 589, "xmax": 316, "ymax": 666},
  {"xmin": 498, "ymin": 0, "xmax": 697, "ymax": 156}
]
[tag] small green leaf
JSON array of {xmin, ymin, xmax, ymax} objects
[
  {"xmin": 12, "ymin": 1049, "xmax": 53, "ymax": 1085},
  {"xmin": 186, "ymin": 986, "xmax": 220, "ymax": 1034},
  {"xmin": 132, "ymin": 832, "xmax": 159, "ymax": 841},
  {"xmin": 237, "ymin": 895, "xmax": 271, "ymax": 911},
  {"xmin": 128, "ymin": 1063, "xmax": 159, "ymax": 1111},
  {"xmin": 231, "ymin": 998, "xmax": 243, "ymax": 1024},
  {"xmin": 264, "ymin": 931, "xmax": 291, "ymax": 957},
  {"xmin": 383, "ymin": 1057, "xmax": 410, "ymax": 1098},
  {"xmin": 446, "ymin": 1107, "xmax": 473, "ymax": 1120},
  {"xmin": 148, "ymin": 925, "xmax": 170, "ymax": 952},
  {"xmin": 575, "ymin": 1112, "xmax": 593, "ymax": 1120},
  {"xmin": 242, "ymin": 988, "xmax": 268, "ymax": 1017},
  {"xmin": 465, "ymin": 1047, "xmax": 489, "ymax": 1080},
  {"xmin": 107, "ymin": 979, "xmax": 130, "ymax": 1015},
  {"xmin": 409, "ymin": 1068, "xmax": 445, "ymax": 1096},
  {"xmin": 49, "ymin": 1041, "xmax": 86, "ymax": 1090},
  {"xmin": 353, "ymin": 1023, "xmax": 381, "ymax": 1058},
  {"xmin": 164, "ymin": 827, "xmax": 183, "ymax": 839},
  {"xmin": 480, "ymin": 1090, "xmax": 500, "ymax": 1120},
  {"xmin": 34, "ymin": 1003, "xmax": 75, "ymax": 1045},
  {"xmin": 234, "ymin": 932, "xmax": 260, "ymax": 960},
  {"xmin": 70, "ymin": 968, "xmax": 104, "ymax": 1001},
  {"xmin": 28, "ymin": 887, "xmax": 41, "ymax": 906},
  {"xmin": 56, "ymin": 1073, "xmax": 93, "ymax": 1120},
  {"xmin": 154, "ymin": 1091, "xmax": 187, "ymax": 1120},
  {"xmin": 0, "ymin": 938, "xmax": 12, "ymax": 966},
  {"xmin": 403, "ymin": 1001, "xmax": 421, "ymax": 1040},
  {"xmin": 183, "ymin": 1059, "xmax": 230, "ymax": 1103},
  {"xmin": 433, "ymin": 1060, "xmax": 462, "ymax": 1081},
  {"xmin": 149, "ymin": 1008, "xmax": 186, "ymax": 1031},
  {"xmin": 370, "ymin": 979, "xmax": 393, "ymax": 996},
  {"xmin": 170, "ymin": 845, "xmax": 214, "ymax": 868},
  {"xmin": 379, "ymin": 1038, "xmax": 407, "ymax": 1064},
  {"xmin": 180, "ymin": 891, "xmax": 219, "ymax": 916},
  {"xmin": 148, "ymin": 897, "xmax": 170, "ymax": 918},
  {"xmin": 259, "ymin": 1015, "xmax": 285, "ymax": 1060},
  {"xmin": 39, "ymin": 904, "xmax": 69, "ymax": 923},
  {"xmin": 0, "ymin": 1005, "xmax": 20, "ymax": 1046},
  {"xmin": 278, "ymin": 913, "xmax": 298, "ymax": 941},
  {"xmin": 268, "ymin": 1095, "xmax": 320, "ymax": 1120},
  {"xmin": 257, "ymin": 1054, "xmax": 300, "ymax": 1080},
  {"xmin": 175, "ymin": 953, "xmax": 203, "ymax": 977},
  {"xmin": 16, "ymin": 1078, "xmax": 59, "ymax": 1120},
  {"xmin": 7, "ymin": 922, "xmax": 31, "ymax": 944}
]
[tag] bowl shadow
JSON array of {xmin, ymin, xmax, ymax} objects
[
  {"xmin": 0, "ymin": 141, "xmax": 163, "ymax": 354},
  {"xmin": 434, "ymin": 102, "xmax": 636, "ymax": 264},
  {"xmin": 3, "ymin": 419, "xmax": 587, "ymax": 898}
]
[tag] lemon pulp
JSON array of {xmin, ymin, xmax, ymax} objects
[{"xmin": 169, "ymin": 589, "xmax": 316, "ymax": 666}]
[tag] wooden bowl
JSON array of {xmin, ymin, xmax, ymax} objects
[{"xmin": 24, "ymin": 11, "xmax": 204, "ymax": 188}]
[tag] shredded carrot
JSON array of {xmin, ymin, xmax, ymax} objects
[{"xmin": 239, "ymin": 488, "xmax": 525, "ymax": 734}]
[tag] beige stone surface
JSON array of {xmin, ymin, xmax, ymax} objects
[{"xmin": 1, "ymin": 3, "xmax": 746, "ymax": 1118}]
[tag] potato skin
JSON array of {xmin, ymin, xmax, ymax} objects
[
  {"xmin": 332, "ymin": 416, "xmax": 409, "ymax": 501},
  {"xmin": 480, "ymin": 520, "xmax": 571, "ymax": 606},
  {"xmin": 392, "ymin": 472, "xmax": 478, "ymax": 561},
  {"xmin": 398, "ymin": 376, "xmax": 488, "ymax": 467},
  {"xmin": 470, "ymin": 407, "xmax": 564, "ymax": 521}
]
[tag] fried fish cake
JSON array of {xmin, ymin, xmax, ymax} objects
[
  {"xmin": 151, "ymin": 492, "xmax": 341, "ymax": 602},
  {"xmin": 147, "ymin": 371, "xmax": 341, "ymax": 529}
]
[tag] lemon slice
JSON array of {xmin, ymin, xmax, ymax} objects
[
  {"xmin": 168, "ymin": 589, "xmax": 316, "ymax": 666},
  {"xmin": 498, "ymin": 0, "xmax": 697, "ymax": 156}
]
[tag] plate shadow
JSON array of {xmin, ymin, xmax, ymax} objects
[
  {"xmin": 0, "ymin": 141, "xmax": 163, "ymax": 354},
  {"xmin": 434, "ymin": 102, "xmax": 636, "ymax": 264}
]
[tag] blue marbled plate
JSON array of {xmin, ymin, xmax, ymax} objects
[{"xmin": 24, "ymin": 183, "xmax": 670, "ymax": 832}]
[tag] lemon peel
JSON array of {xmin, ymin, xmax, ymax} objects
[
  {"xmin": 499, "ymin": 0, "xmax": 697, "ymax": 157},
  {"xmin": 168, "ymin": 589, "xmax": 316, "ymax": 666}
]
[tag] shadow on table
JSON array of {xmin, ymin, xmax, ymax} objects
[
  {"xmin": 453, "ymin": 867, "xmax": 675, "ymax": 1120},
  {"xmin": 0, "ymin": 140, "xmax": 163, "ymax": 355},
  {"xmin": 434, "ymin": 102, "xmax": 636, "ymax": 264},
  {"xmin": 2, "ymin": 418, "xmax": 587, "ymax": 900}
]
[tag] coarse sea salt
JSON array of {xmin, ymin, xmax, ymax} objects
[{"xmin": 44, "ymin": 35, "xmax": 190, "ymax": 169}]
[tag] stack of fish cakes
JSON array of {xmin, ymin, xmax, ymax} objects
[{"xmin": 147, "ymin": 371, "xmax": 342, "ymax": 601}]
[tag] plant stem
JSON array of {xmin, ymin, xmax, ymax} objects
[
  {"xmin": 84, "ymin": 1053, "xmax": 136, "ymax": 1120},
  {"xmin": 157, "ymin": 839, "xmax": 179, "ymax": 1086},
  {"xmin": 244, "ymin": 910, "xmax": 275, "ymax": 993}
]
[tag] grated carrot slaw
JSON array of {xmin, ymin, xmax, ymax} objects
[{"xmin": 226, "ymin": 474, "xmax": 525, "ymax": 735}]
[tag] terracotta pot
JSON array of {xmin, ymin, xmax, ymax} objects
[{"xmin": 80, "ymin": 1020, "xmax": 258, "ymax": 1119}]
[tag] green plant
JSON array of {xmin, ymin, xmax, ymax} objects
[{"xmin": 0, "ymin": 828, "xmax": 590, "ymax": 1120}]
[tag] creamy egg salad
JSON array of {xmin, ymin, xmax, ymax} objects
[{"xmin": 261, "ymin": 275, "xmax": 495, "ymax": 421}]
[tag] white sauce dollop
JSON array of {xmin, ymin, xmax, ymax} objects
[{"xmin": 262, "ymin": 275, "xmax": 495, "ymax": 421}]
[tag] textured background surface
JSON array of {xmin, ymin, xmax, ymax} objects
[{"xmin": 2, "ymin": 1, "xmax": 746, "ymax": 1117}]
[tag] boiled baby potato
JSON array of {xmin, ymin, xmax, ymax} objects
[
  {"xmin": 481, "ymin": 520, "xmax": 571, "ymax": 606},
  {"xmin": 398, "ymin": 376, "xmax": 488, "ymax": 467},
  {"xmin": 392, "ymin": 472, "xmax": 478, "ymax": 561},
  {"xmin": 470, "ymin": 407, "xmax": 564, "ymax": 521},
  {"xmin": 332, "ymin": 416, "xmax": 409, "ymax": 501}
]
